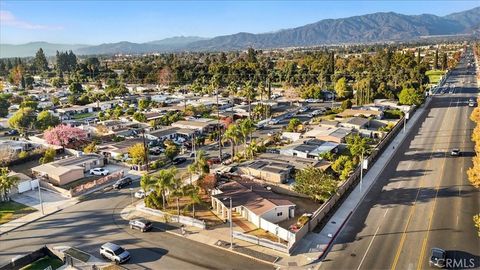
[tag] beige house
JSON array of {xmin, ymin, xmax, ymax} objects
[{"xmin": 32, "ymin": 154, "xmax": 104, "ymax": 186}]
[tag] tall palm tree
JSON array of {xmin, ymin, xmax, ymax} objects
[
  {"xmin": 0, "ymin": 168, "xmax": 19, "ymax": 202},
  {"xmin": 184, "ymin": 184, "xmax": 201, "ymax": 218},
  {"xmin": 245, "ymin": 139, "xmax": 260, "ymax": 160},
  {"xmin": 227, "ymin": 81, "xmax": 238, "ymax": 112},
  {"xmin": 239, "ymin": 119, "xmax": 255, "ymax": 149},
  {"xmin": 153, "ymin": 167, "xmax": 178, "ymax": 209},
  {"xmin": 241, "ymin": 81, "xmax": 257, "ymax": 119},
  {"xmin": 222, "ymin": 124, "xmax": 241, "ymax": 157}
]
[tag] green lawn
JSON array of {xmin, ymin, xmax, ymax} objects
[
  {"xmin": 0, "ymin": 201, "xmax": 36, "ymax": 225},
  {"xmin": 425, "ymin": 69, "xmax": 446, "ymax": 85},
  {"xmin": 71, "ymin": 112, "xmax": 95, "ymax": 120},
  {"xmin": 21, "ymin": 256, "xmax": 64, "ymax": 270}
]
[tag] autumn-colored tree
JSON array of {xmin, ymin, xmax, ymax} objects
[{"xmin": 44, "ymin": 125, "xmax": 88, "ymax": 149}]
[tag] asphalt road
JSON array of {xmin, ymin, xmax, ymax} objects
[
  {"xmin": 0, "ymin": 182, "xmax": 273, "ymax": 270},
  {"xmin": 320, "ymin": 51, "xmax": 480, "ymax": 270}
]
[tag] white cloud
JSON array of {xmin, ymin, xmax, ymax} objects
[{"xmin": 0, "ymin": 10, "xmax": 63, "ymax": 30}]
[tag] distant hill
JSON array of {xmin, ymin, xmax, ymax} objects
[
  {"xmin": 1, "ymin": 7, "xmax": 479, "ymax": 57},
  {"xmin": 0, "ymin": 42, "xmax": 89, "ymax": 58},
  {"xmin": 186, "ymin": 7, "xmax": 480, "ymax": 51},
  {"xmin": 76, "ymin": 36, "xmax": 207, "ymax": 55}
]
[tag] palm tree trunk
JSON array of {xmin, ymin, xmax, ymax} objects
[
  {"xmin": 192, "ymin": 203, "xmax": 195, "ymax": 218},
  {"xmin": 176, "ymin": 197, "xmax": 180, "ymax": 216},
  {"xmin": 162, "ymin": 191, "xmax": 166, "ymax": 209}
]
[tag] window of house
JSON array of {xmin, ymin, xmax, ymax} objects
[{"xmin": 277, "ymin": 212, "xmax": 283, "ymax": 217}]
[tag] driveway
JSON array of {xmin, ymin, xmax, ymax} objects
[{"xmin": 11, "ymin": 188, "xmax": 74, "ymax": 211}]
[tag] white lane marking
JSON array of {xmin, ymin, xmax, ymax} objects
[
  {"xmin": 384, "ymin": 209, "xmax": 389, "ymax": 217},
  {"xmin": 456, "ymin": 215, "xmax": 459, "ymax": 226},
  {"xmin": 357, "ymin": 225, "xmax": 381, "ymax": 270}
]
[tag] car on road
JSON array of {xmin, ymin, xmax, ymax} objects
[
  {"xmin": 129, "ymin": 218, "xmax": 153, "ymax": 232},
  {"xmin": 100, "ymin": 242, "xmax": 131, "ymax": 264},
  {"xmin": 90, "ymin": 168, "xmax": 110, "ymax": 176},
  {"xmin": 429, "ymin": 248, "xmax": 446, "ymax": 268},
  {"xmin": 221, "ymin": 153, "xmax": 232, "ymax": 160},
  {"xmin": 298, "ymin": 106, "xmax": 309, "ymax": 113},
  {"xmin": 172, "ymin": 157, "xmax": 187, "ymax": 165},
  {"xmin": 269, "ymin": 118, "xmax": 280, "ymax": 125},
  {"xmin": 134, "ymin": 188, "xmax": 154, "ymax": 198},
  {"xmin": 3, "ymin": 129, "xmax": 18, "ymax": 136},
  {"xmin": 308, "ymin": 110, "xmax": 323, "ymax": 118},
  {"xmin": 112, "ymin": 177, "xmax": 133, "ymax": 189},
  {"xmin": 149, "ymin": 147, "xmax": 164, "ymax": 155},
  {"xmin": 450, "ymin": 149, "xmax": 461, "ymax": 156}
]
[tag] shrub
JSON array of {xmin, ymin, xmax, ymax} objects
[{"xmin": 18, "ymin": 151, "xmax": 29, "ymax": 159}]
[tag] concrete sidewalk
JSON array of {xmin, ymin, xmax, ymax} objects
[
  {"xmin": 0, "ymin": 189, "xmax": 79, "ymax": 235},
  {"xmin": 290, "ymin": 97, "xmax": 433, "ymax": 267}
]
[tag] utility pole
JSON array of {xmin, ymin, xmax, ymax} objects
[
  {"xmin": 360, "ymin": 151, "xmax": 364, "ymax": 193},
  {"xmin": 217, "ymin": 89, "xmax": 223, "ymax": 161},
  {"xmin": 141, "ymin": 129, "xmax": 149, "ymax": 172},
  {"xmin": 229, "ymin": 197, "xmax": 233, "ymax": 249}
]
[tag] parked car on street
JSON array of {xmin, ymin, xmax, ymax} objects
[
  {"xmin": 100, "ymin": 242, "xmax": 130, "ymax": 264},
  {"xmin": 3, "ymin": 129, "xmax": 18, "ymax": 136},
  {"xmin": 112, "ymin": 177, "xmax": 133, "ymax": 189},
  {"xmin": 134, "ymin": 188, "xmax": 154, "ymax": 198},
  {"xmin": 90, "ymin": 168, "xmax": 110, "ymax": 176},
  {"xmin": 208, "ymin": 157, "xmax": 221, "ymax": 166},
  {"xmin": 308, "ymin": 110, "xmax": 323, "ymax": 118},
  {"xmin": 129, "ymin": 218, "xmax": 153, "ymax": 232},
  {"xmin": 298, "ymin": 106, "xmax": 309, "ymax": 113},
  {"xmin": 450, "ymin": 149, "xmax": 461, "ymax": 156},
  {"xmin": 429, "ymin": 248, "xmax": 446, "ymax": 268},
  {"xmin": 149, "ymin": 147, "xmax": 164, "ymax": 155},
  {"xmin": 172, "ymin": 157, "xmax": 187, "ymax": 165}
]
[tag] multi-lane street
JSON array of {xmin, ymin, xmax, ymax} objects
[
  {"xmin": 321, "ymin": 51, "xmax": 480, "ymax": 269},
  {"xmin": 0, "ymin": 182, "xmax": 273, "ymax": 269}
]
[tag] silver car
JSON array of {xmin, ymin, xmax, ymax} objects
[{"xmin": 100, "ymin": 242, "xmax": 130, "ymax": 264}]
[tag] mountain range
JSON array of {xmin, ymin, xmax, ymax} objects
[{"xmin": 1, "ymin": 7, "xmax": 479, "ymax": 58}]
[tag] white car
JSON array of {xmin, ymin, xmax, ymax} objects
[
  {"xmin": 89, "ymin": 167, "xmax": 110, "ymax": 176},
  {"xmin": 100, "ymin": 242, "xmax": 130, "ymax": 264},
  {"xmin": 269, "ymin": 119, "xmax": 280, "ymax": 125},
  {"xmin": 134, "ymin": 188, "xmax": 154, "ymax": 199}
]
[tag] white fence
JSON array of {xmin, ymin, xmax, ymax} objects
[
  {"xmin": 258, "ymin": 217, "xmax": 295, "ymax": 246},
  {"xmin": 17, "ymin": 179, "xmax": 39, "ymax": 194},
  {"xmin": 233, "ymin": 231, "xmax": 289, "ymax": 254},
  {"xmin": 136, "ymin": 203, "xmax": 206, "ymax": 229}
]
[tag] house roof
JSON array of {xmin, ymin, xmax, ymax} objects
[
  {"xmin": 304, "ymin": 127, "xmax": 351, "ymax": 140},
  {"xmin": 149, "ymin": 127, "xmax": 180, "ymax": 138},
  {"xmin": 344, "ymin": 117, "xmax": 370, "ymax": 127},
  {"xmin": 337, "ymin": 109, "xmax": 382, "ymax": 118},
  {"xmin": 213, "ymin": 179, "xmax": 295, "ymax": 216}
]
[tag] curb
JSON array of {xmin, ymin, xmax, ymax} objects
[
  {"xmin": 162, "ymin": 227, "xmax": 282, "ymax": 268},
  {"xmin": 123, "ymin": 204, "xmax": 282, "ymax": 268},
  {"xmin": 318, "ymin": 211, "xmax": 352, "ymax": 260},
  {"xmin": 0, "ymin": 208, "xmax": 63, "ymax": 236}
]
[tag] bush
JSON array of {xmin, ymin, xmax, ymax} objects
[
  {"xmin": 383, "ymin": 109, "xmax": 404, "ymax": 119},
  {"xmin": 297, "ymin": 215, "xmax": 310, "ymax": 226},
  {"xmin": 18, "ymin": 151, "xmax": 29, "ymax": 159}
]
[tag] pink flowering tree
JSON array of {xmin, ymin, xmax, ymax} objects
[{"xmin": 44, "ymin": 125, "xmax": 88, "ymax": 149}]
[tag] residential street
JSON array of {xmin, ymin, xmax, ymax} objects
[
  {"xmin": 0, "ymin": 183, "xmax": 273, "ymax": 270},
  {"xmin": 320, "ymin": 51, "xmax": 480, "ymax": 269}
]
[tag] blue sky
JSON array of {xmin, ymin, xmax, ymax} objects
[{"xmin": 0, "ymin": 1, "xmax": 478, "ymax": 44}]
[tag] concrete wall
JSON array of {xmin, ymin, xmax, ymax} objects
[{"xmin": 261, "ymin": 206, "xmax": 292, "ymax": 224}]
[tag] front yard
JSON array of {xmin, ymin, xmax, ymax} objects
[
  {"xmin": 20, "ymin": 255, "xmax": 63, "ymax": 270},
  {"xmin": 0, "ymin": 201, "xmax": 36, "ymax": 225}
]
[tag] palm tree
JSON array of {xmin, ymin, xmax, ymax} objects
[
  {"xmin": 222, "ymin": 124, "xmax": 241, "ymax": 157},
  {"xmin": 0, "ymin": 168, "xmax": 19, "ymax": 201},
  {"xmin": 239, "ymin": 118, "xmax": 255, "ymax": 148},
  {"xmin": 245, "ymin": 139, "xmax": 260, "ymax": 160},
  {"xmin": 241, "ymin": 81, "xmax": 257, "ymax": 119},
  {"xmin": 184, "ymin": 184, "xmax": 201, "ymax": 218},
  {"xmin": 153, "ymin": 167, "xmax": 178, "ymax": 209}
]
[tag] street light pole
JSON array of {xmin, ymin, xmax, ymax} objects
[
  {"xmin": 360, "ymin": 151, "xmax": 364, "ymax": 193},
  {"xmin": 229, "ymin": 197, "xmax": 233, "ymax": 249},
  {"xmin": 129, "ymin": 188, "xmax": 134, "ymax": 205},
  {"xmin": 38, "ymin": 184, "xmax": 44, "ymax": 215}
]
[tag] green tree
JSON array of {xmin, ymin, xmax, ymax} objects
[
  {"xmin": 341, "ymin": 99, "xmax": 353, "ymax": 110},
  {"xmin": 133, "ymin": 112, "xmax": 146, "ymax": 122},
  {"xmin": 222, "ymin": 124, "xmax": 241, "ymax": 158},
  {"xmin": 184, "ymin": 184, "xmax": 201, "ymax": 218},
  {"xmin": 20, "ymin": 100, "xmax": 38, "ymax": 110},
  {"xmin": 39, "ymin": 148, "xmax": 56, "ymax": 164},
  {"xmin": 153, "ymin": 167, "xmax": 178, "ymax": 209},
  {"xmin": 138, "ymin": 99, "xmax": 150, "ymax": 111},
  {"xmin": 238, "ymin": 118, "xmax": 255, "ymax": 148},
  {"xmin": 33, "ymin": 48, "xmax": 49, "ymax": 72},
  {"xmin": 165, "ymin": 144, "xmax": 179, "ymax": 161},
  {"xmin": 293, "ymin": 167, "xmax": 338, "ymax": 202},
  {"xmin": 0, "ymin": 167, "xmax": 19, "ymax": 201},
  {"xmin": 68, "ymin": 82, "xmax": 83, "ymax": 95},
  {"xmin": 335, "ymin": 77, "xmax": 349, "ymax": 98},
  {"xmin": 36, "ymin": 111, "xmax": 60, "ymax": 131},
  {"xmin": 398, "ymin": 87, "xmax": 424, "ymax": 106},
  {"xmin": 286, "ymin": 118, "xmax": 302, "ymax": 132},
  {"xmin": 8, "ymin": 108, "xmax": 36, "ymax": 136},
  {"xmin": 0, "ymin": 96, "xmax": 10, "ymax": 117},
  {"xmin": 346, "ymin": 134, "xmax": 371, "ymax": 157}
]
